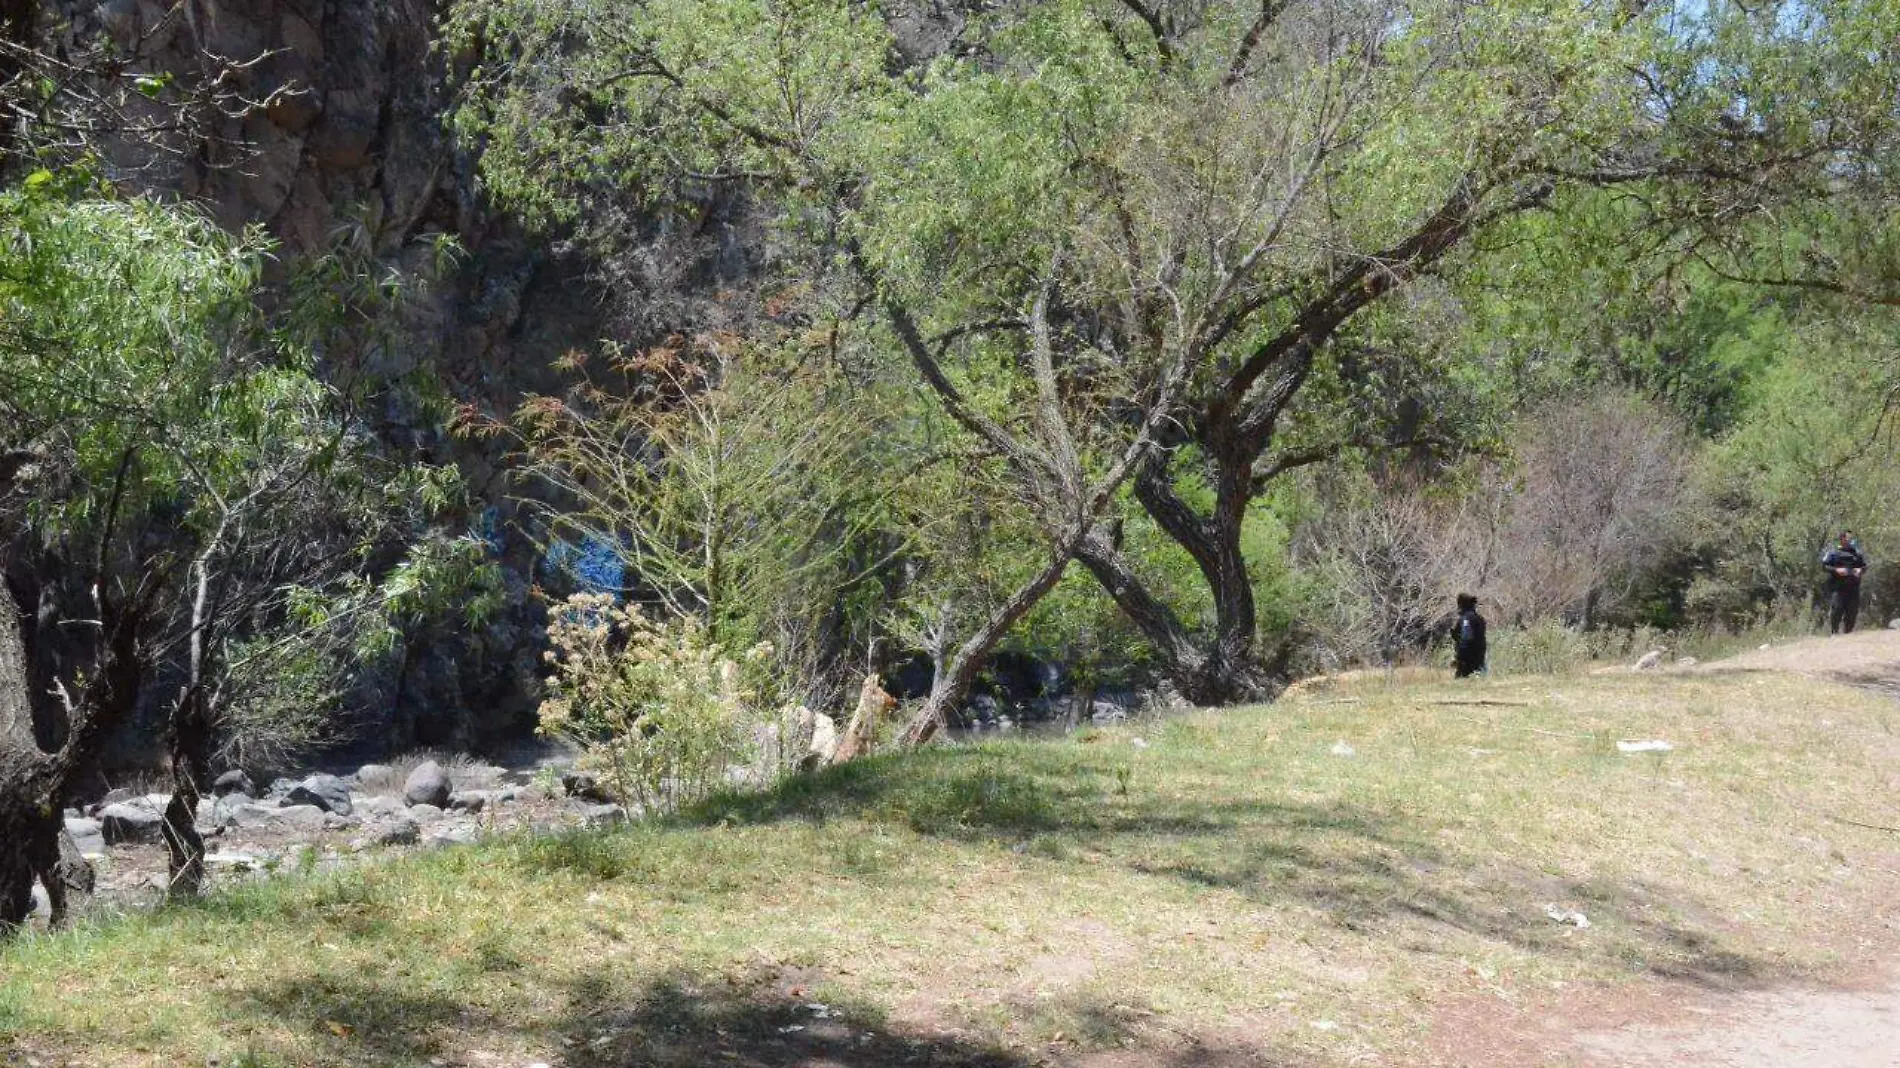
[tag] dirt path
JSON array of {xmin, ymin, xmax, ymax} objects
[
  {"xmin": 1700, "ymin": 627, "xmax": 1900, "ymax": 697},
  {"xmin": 1571, "ymin": 629, "xmax": 1900, "ymax": 1068},
  {"xmin": 1573, "ymin": 974, "xmax": 1900, "ymax": 1067}
]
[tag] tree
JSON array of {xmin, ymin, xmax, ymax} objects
[
  {"xmin": 0, "ymin": 182, "xmax": 484, "ymax": 913},
  {"xmin": 448, "ymin": 0, "xmax": 1694, "ymax": 703}
]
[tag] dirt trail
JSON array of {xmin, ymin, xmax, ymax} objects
[
  {"xmin": 1569, "ymin": 628, "xmax": 1900, "ymax": 1068},
  {"xmin": 1703, "ymin": 627, "xmax": 1900, "ymax": 697}
]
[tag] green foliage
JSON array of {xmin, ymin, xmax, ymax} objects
[
  {"xmin": 539, "ymin": 593, "xmax": 794, "ymax": 813},
  {"xmin": 2, "ymin": 178, "xmax": 491, "ymax": 768}
]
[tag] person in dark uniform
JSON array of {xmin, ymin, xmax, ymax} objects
[
  {"xmin": 1452, "ymin": 593, "xmax": 1487, "ymax": 678},
  {"xmin": 1821, "ymin": 530, "xmax": 1868, "ymax": 634}
]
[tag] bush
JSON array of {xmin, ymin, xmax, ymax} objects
[
  {"xmin": 1486, "ymin": 620, "xmax": 1593, "ymax": 676},
  {"xmin": 539, "ymin": 593, "xmax": 798, "ymax": 814}
]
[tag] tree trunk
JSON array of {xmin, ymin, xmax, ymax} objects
[
  {"xmin": 0, "ymin": 589, "xmax": 63, "ymax": 932},
  {"xmin": 162, "ymin": 684, "xmax": 212, "ymax": 897},
  {"xmin": 1, "ymin": 579, "xmax": 147, "ymax": 933},
  {"xmin": 902, "ymin": 547, "xmax": 1077, "ymax": 746}
]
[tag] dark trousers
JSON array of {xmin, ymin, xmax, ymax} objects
[
  {"xmin": 1454, "ymin": 656, "xmax": 1484, "ymax": 679},
  {"xmin": 1829, "ymin": 586, "xmax": 1861, "ymax": 634}
]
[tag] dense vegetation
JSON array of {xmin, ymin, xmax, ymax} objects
[{"xmin": 4, "ymin": 0, "xmax": 1900, "ymax": 928}]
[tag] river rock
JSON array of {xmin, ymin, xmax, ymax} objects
[
  {"xmin": 403, "ymin": 761, "xmax": 452, "ymax": 808},
  {"xmin": 267, "ymin": 804, "xmax": 327, "ymax": 831},
  {"xmin": 356, "ymin": 795, "xmax": 407, "ymax": 818},
  {"xmin": 425, "ymin": 823, "xmax": 479, "ymax": 848},
  {"xmin": 286, "ymin": 774, "xmax": 354, "ymax": 816},
  {"xmin": 210, "ymin": 769, "xmax": 256, "ymax": 798},
  {"xmin": 371, "ymin": 818, "xmax": 421, "ymax": 846},
  {"xmin": 100, "ymin": 800, "xmax": 166, "ymax": 845},
  {"xmin": 408, "ymin": 803, "xmax": 444, "ymax": 821},
  {"xmin": 447, "ymin": 791, "xmax": 487, "ymax": 814},
  {"xmin": 580, "ymin": 803, "xmax": 628, "ymax": 828},
  {"xmin": 64, "ymin": 817, "xmax": 105, "ymax": 856}
]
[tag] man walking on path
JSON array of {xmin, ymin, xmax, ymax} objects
[
  {"xmin": 1822, "ymin": 530, "xmax": 1868, "ymax": 634},
  {"xmin": 1453, "ymin": 593, "xmax": 1487, "ymax": 678}
]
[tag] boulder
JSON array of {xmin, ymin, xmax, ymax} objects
[
  {"xmin": 447, "ymin": 791, "xmax": 487, "ymax": 814},
  {"xmin": 99, "ymin": 800, "xmax": 167, "ymax": 845},
  {"xmin": 286, "ymin": 774, "xmax": 354, "ymax": 816},
  {"xmin": 267, "ymin": 804, "xmax": 327, "ymax": 831},
  {"xmin": 355, "ymin": 795, "xmax": 407, "ymax": 818},
  {"xmin": 408, "ymin": 803, "xmax": 445, "ymax": 821},
  {"xmin": 1633, "ymin": 650, "xmax": 1665, "ymax": 671},
  {"xmin": 266, "ymin": 776, "xmax": 301, "ymax": 798},
  {"xmin": 370, "ymin": 818, "xmax": 420, "ymax": 847},
  {"xmin": 425, "ymin": 823, "xmax": 480, "ymax": 848},
  {"xmin": 212, "ymin": 796, "xmax": 276, "ymax": 829},
  {"xmin": 355, "ymin": 763, "xmax": 394, "ymax": 785},
  {"xmin": 807, "ymin": 714, "xmax": 840, "ymax": 766},
  {"xmin": 403, "ymin": 761, "xmax": 452, "ymax": 808},
  {"xmin": 210, "ymin": 769, "xmax": 256, "ymax": 798}
]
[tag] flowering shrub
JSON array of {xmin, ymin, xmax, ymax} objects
[{"xmin": 539, "ymin": 593, "xmax": 778, "ymax": 814}]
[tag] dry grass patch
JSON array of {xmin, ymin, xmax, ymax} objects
[{"xmin": 5, "ymin": 667, "xmax": 1900, "ymax": 1067}]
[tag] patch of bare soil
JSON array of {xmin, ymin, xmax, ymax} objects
[{"xmin": 1572, "ymin": 970, "xmax": 1900, "ymax": 1067}]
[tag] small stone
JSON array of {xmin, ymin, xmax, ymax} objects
[
  {"xmin": 1330, "ymin": 740, "xmax": 1356, "ymax": 757},
  {"xmin": 404, "ymin": 761, "xmax": 453, "ymax": 808}
]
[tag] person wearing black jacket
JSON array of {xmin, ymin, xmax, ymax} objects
[
  {"xmin": 1452, "ymin": 593, "xmax": 1487, "ymax": 678},
  {"xmin": 1821, "ymin": 530, "xmax": 1869, "ymax": 634}
]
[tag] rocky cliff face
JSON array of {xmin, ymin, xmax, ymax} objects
[{"xmin": 61, "ymin": 0, "xmax": 606, "ymax": 752}]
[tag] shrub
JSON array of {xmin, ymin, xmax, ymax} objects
[{"xmin": 538, "ymin": 593, "xmax": 792, "ymax": 814}]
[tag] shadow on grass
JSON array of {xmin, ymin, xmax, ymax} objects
[
  {"xmin": 684, "ymin": 743, "xmax": 1772, "ymax": 989},
  {"xmin": 231, "ymin": 965, "xmax": 1308, "ymax": 1068}
]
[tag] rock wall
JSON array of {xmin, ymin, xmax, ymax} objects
[{"xmin": 60, "ymin": 0, "xmax": 606, "ymax": 752}]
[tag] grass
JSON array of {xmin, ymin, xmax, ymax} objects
[{"xmin": 6, "ymin": 666, "xmax": 1900, "ymax": 1067}]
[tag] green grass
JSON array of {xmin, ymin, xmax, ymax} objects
[{"xmin": 5, "ymin": 668, "xmax": 1900, "ymax": 1067}]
